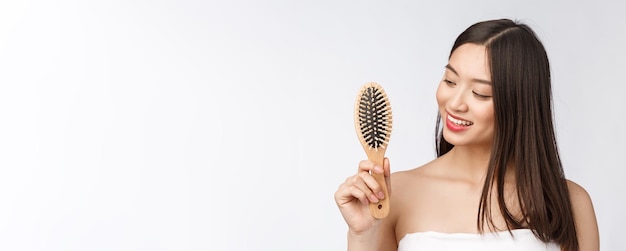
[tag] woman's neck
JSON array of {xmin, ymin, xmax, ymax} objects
[{"xmin": 444, "ymin": 145, "xmax": 492, "ymax": 185}]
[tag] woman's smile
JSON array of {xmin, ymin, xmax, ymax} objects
[{"xmin": 445, "ymin": 113, "xmax": 473, "ymax": 132}]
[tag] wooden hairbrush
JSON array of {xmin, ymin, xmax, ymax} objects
[{"xmin": 354, "ymin": 82, "xmax": 393, "ymax": 219}]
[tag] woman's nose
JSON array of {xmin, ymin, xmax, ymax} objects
[{"xmin": 448, "ymin": 90, "xmax": 468, "ymax": 112}]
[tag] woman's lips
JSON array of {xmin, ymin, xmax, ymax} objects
[{"xmin": 446, "ymin": 113, "xmax": 473, "ymax": 132}]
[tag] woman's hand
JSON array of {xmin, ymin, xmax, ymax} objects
[{"xmin": 334, "ymin": 158, "xmax": 391, "ymax": 235}]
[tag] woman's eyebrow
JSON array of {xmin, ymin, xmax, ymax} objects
[
  {"xmin": 445, "ymin": 64, "xmax": 492, "ymax": 85},
  {"xmin": 445, "ymin": 64, "xmax": 458, "ymax": 75}
]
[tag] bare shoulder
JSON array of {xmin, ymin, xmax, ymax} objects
[
  {"xmin": 566, "ymin": 180, "xmax": 593, "ymax": 203},
  {"xmin": 387, "ymin": 160, "xmax": 440, "ymax": 211},
  {"xmin": 566, "ymin": 179, "xmax": 600, "ymax": 251},
  {"xmin": 390, "ymin": 160, "xmax": 436, "ymax": 190},
  {"xmin": 566, "ymin": 180, "xmax": 597, "ymax": 218}
]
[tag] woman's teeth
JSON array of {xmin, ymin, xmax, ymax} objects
[{"xmin": 448, "ymin": 115, "xmax": 473, "ymax": 126}]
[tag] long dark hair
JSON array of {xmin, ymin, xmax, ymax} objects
[{"xmin": 435, "ymin": 19, "xmax": 578, "ymax": 250}]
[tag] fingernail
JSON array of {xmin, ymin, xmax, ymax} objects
[
  {"xmin": 378, "ymin": 192, "xmax": 385, "ymax": 199},
  {"xmin": 369, "ymin": 194, "xmax": 379, "ymax": 203},
  {"xmin": 374, "ymin": 166, "xmax": 383, "ymax": 173}
]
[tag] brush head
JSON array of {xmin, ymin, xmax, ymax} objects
[{"xmin": 355, "ymin": 82, "xmax": 393, "ymax": 152}]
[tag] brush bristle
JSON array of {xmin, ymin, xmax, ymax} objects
[{"xmin": 357, "ymin": 84, "xmax": 392, "ymax": 150}]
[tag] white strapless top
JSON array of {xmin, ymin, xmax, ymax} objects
[{"xmin": 398, "ymin": 229, "xmax": 560, "ymax": 251}]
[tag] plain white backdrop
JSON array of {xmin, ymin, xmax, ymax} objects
[{"xmin": 0, "ymin": 0, "xmax": 624, "ymax": 250}]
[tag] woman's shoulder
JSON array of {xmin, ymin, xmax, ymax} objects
[
  {"xmin": 565, "ymin": 179, "xmax": 596, "ymax": 216},
  {"xmin": 391, "ymin": 159, "xmax": 437, "ymax": 183},
  {"xmin": 391, "ymin": 156, "xmax": 448, "ymax": 179},
  {"xmin": 565, "ymin": 180, "xmax": 592, "ymax": 203},
  {"xmin": 389, "ymin": 158, "xmax": 445, "ymax": 195}
]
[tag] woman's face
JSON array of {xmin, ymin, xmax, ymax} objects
[{"xmin": 436, "ymin": 43, "xmax": 495, "ymax": 149}]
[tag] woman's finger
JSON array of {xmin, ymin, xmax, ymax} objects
[
  {"xmin": 358, "ymin": 160, "xmax": 384, "ymax": 174},
  {"xmin": 358, "ymin": 171, "xmax": 384, "ymax": 200},
  {"xmin": 335, "ymin": 178, "xmax": 370, "ymax": 205}
]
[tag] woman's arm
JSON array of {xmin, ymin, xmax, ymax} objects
[
  {"xmin": 347, "ymin": 217, "xmax": 397, "ymax": 251},
  {"xmin": 567, "ymin": 180, "xmax": 600, "ymax": 251}
]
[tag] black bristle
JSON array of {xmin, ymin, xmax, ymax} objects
[{"xmin": 358, "ymin": 86, "xmax": 391, "ymax": 149}]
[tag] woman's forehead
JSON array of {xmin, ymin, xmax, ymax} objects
[{"xmin": 448, "ymin": 43, "xmax": 491, "ymax": 82}]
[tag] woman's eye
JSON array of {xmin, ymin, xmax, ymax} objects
[
  {"xmin": 444, "ymin": 79, "xmax": 455, "ymax": 86},
  {"xmin": 472, "ymin": 91, "xmax": 492, "ymax": 99}
]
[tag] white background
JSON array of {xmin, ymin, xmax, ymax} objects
[{"xmin": 0, "ymin": 0, "xmax": 624, "ymax": 250}]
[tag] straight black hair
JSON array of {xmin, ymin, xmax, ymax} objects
[{"xmin": 435, "ymin": 19, "xmax": 578, "ymax": 251}]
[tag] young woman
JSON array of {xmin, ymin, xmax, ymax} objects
[{"xmin": 334, "ymin": 19, "xmax": 599, "ymax": 251}]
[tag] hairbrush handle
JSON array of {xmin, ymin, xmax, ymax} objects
[{"xmin": 366, "ymin": 150, "xmax": 390, "ymax": 219}]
